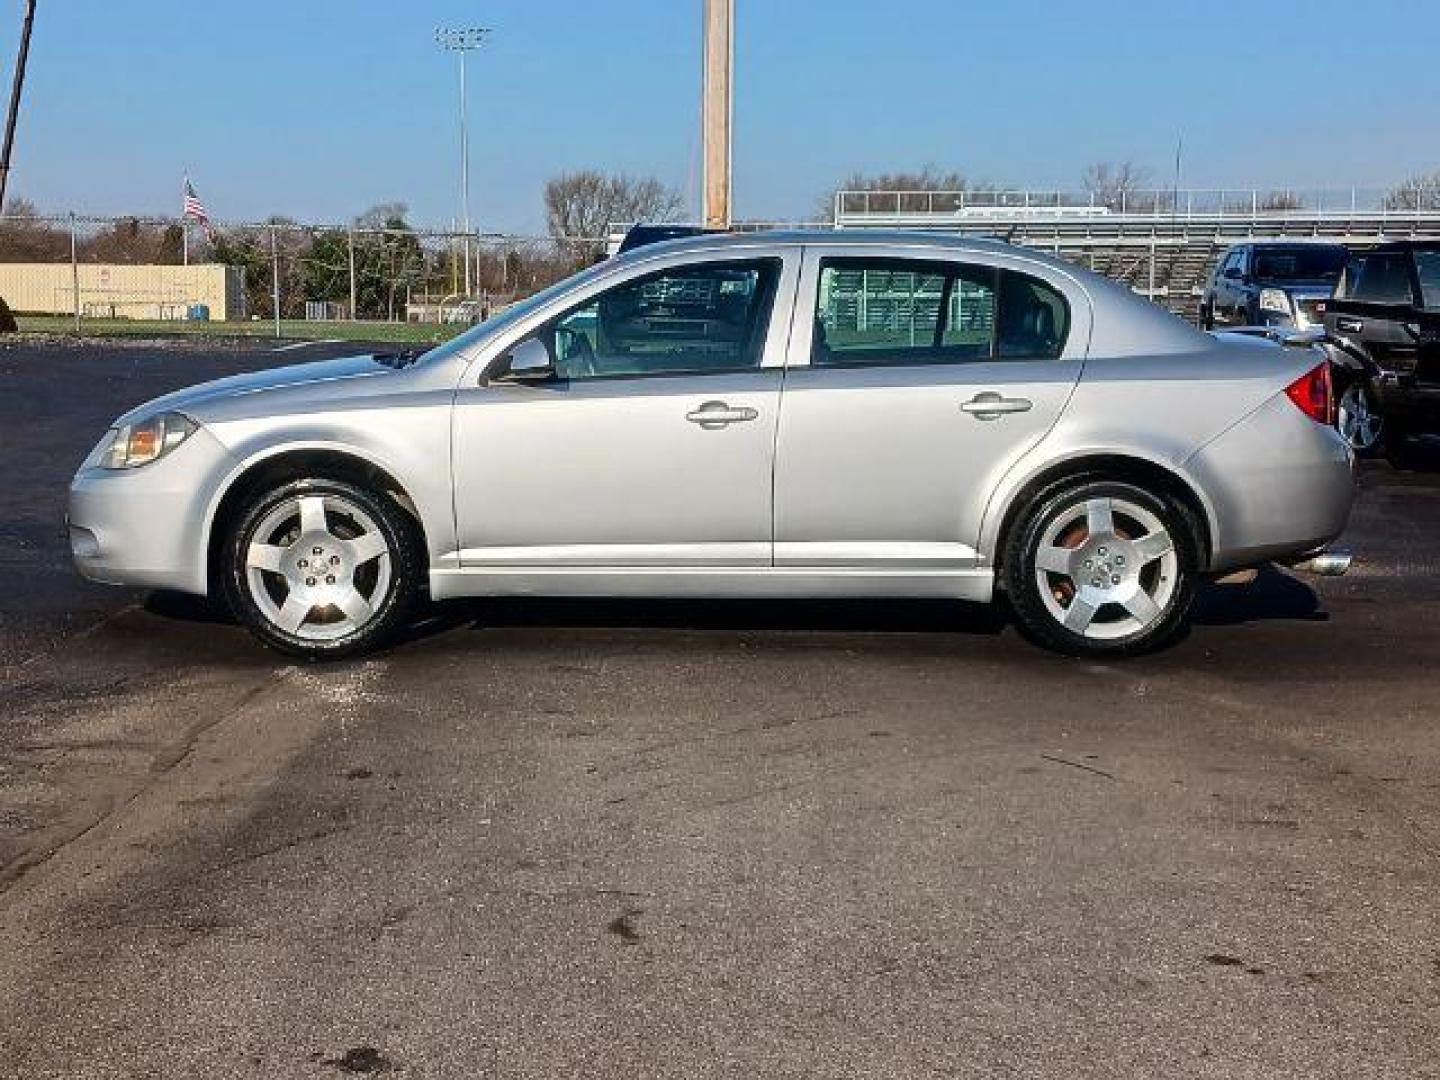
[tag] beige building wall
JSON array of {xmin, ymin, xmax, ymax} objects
[{"xmin": 0, "ymin": 263, "xmax": 246, "ymax": 321}]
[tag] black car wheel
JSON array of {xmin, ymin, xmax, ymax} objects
[
  {"xmin": 223, "ymin": 478, "xmax": 424, "ymax": 660},
  {"xmin": 1003, "ymin": 479, "xmax": 1200, "ymax": 657},
  {"xmin": 1336, "ymin": 379, "xmax": 1385, "ymax": 454}
]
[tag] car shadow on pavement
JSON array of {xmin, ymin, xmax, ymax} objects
[
  {"xmin": 1384, "ymin": 434, "xmax": 1440, "ymax": 473},
  {"xmin": 143, "ymin": 569, "xmax": 1323, "ymax": 651},
  {"xmin": 1189, "ymin": 565, "xmax": 1324, "ymax": 627},
  {"xmin": 143, "ymin": 590, "xmax": 235, "ymax": 624},
  {"xmin": 411, "ymin": 596, "xmax": 1011, "ymax": 644}
]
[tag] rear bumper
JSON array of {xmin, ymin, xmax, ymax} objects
[
  {"xmin": 67, "ymin": 426, "xmax": 236, "ymax": 595},
  {"xmin": 1185, "ymin": 393, "xmax": 1355, "ymax": 573}
]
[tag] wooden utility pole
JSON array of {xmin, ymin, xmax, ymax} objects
[
  {"xmin": 0, "ymin": 0, "xmax": 38, "ymax": 214},
  {"xmin": 701, "ymin": 0, "xmax": 733, "ymax": 229}
]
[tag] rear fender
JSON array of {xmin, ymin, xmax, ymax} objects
[{"xmin": 978, "ymin": 441, "xmax": 1218, "ymax": 571}]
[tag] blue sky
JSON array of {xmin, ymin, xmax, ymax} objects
[{"xmin": 10, "ymin": 0, "xmax": 1440, "ymax": 234}]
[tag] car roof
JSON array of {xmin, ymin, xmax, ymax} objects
[
  {"xmin": 1369, "ymin": 239, "xmax": 1440, "ymax": 253},
  {"xmin": 610, "ymin": 228, "xmax": 1081, "ymax": 271},
  {"xmin": 1222, "ymin": 240, "xmax": 1349, "ymax": 251}
]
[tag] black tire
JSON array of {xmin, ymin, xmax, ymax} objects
[
  {"xmin": 1382, "ymin": 423, "xmax": 1414, "ymax": 467},
  {"xmin": 1199, "ymin": 303, "xmax": 1214, "ymax": 331},
  {"xmin": 1001, "ymin": 479, "xmax": 1199, "ymax": 657},
  {"xmin": 222, "ymin": 477, "xmax": 424, "ymax": 660}
]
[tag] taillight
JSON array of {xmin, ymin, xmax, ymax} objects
[{"xmin": 1284, "ymin": 361, "xmax": 1333, "ymax": 425}]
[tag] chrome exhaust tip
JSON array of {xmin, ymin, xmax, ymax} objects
[{"xmin": 1287, "ymin": 550, "xmax": 1353, "ymax": 577}]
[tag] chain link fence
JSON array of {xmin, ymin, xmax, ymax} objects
[{"xmin": 0, "ymin": 212, "xmax": 609, "ymax": 338}]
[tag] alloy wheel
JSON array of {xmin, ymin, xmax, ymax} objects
[
  {"xmin": 1337, "ymin": 383, "xmax": 1382, "ymax": 452},
  {"xmin": 243, "ymin": 493, "xmax": 393, "ymax": 642},
  {"xmin": 1033, "ymin": 496, "xmax": 1179, "ymax": 641}
]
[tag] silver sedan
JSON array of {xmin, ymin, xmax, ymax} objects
[{"xmin": 68, "ymin": 231, "xmax": 1355, "ymax": 658}]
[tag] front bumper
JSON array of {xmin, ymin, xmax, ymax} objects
[
  {"xmin": 1184, "ymin": 392, "xmax": 1355, "ymax": 572},
  {"xmin": 67, "ymin": 425, "xmax": 237, "ymax": 595}
]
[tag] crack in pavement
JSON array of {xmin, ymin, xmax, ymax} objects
[{"xmin": 0, "ymin": 672, "xmax": 288, "ymax": 897}]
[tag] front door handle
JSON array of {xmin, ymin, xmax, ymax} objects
[
  {"xmin": 686, "ymin": 400, "xmax": 759, "ymax": 429},
  {"xmin": 961, "ymin": 392, "xmax": 1033, "ymax": 420},
  {"xmin": 1336, "ymin": 317, "xmax": 1364, "ymax": 334}
]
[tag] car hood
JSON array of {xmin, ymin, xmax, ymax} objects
[
  {"xmin": 114, "ymin": 354, "xmax": 402, "ymax": 426},
  {"xmin": 1257, "ymin": 279, "xmax": 1336, "ymax": 295}
]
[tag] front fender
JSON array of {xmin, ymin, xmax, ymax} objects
[{"xmin": 197, "ymin": 413, "xmax": 457, "ymax": 591}]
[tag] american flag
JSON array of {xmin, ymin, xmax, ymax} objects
[{"xmin": 182, "ymin": 178, "xmax": 214, "ymax": 240}]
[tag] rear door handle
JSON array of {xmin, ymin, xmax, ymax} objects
[
  {"xmin": 686, "ymin": 400, "xmax": 759, "ymax": 429},
  {"xmin": 1336, "ymin": 317, "xmax": 1364, "ymax": 334},
  {"xmin": 961, "ymin": 392, "xmax": 1033, "ymax": 420}
]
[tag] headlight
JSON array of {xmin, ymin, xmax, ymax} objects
[
  {"xmin": 99, "ymin": 411, "xmax": 198, "ymax": 469},
  {"xmin": 1259, "ymin": 288, "xmax": 1292, "ymax": 315}
]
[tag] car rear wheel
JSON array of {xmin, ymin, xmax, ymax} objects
[
  {"xmin": 223, "ymin": 478, "xmax": 423, "ymax": 659},
  {"xmin": 1336, "ymin": 379, "xmax": 1384, "ymax": 454},
  {"xmin": 1003, "ymin": 480, "xmax": 1198, "ymax": 656}
]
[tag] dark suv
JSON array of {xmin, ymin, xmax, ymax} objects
[
  {"xmin": 1323, "ymin": 241, "xmax": 1440, "ymax": 453},
  {"xmin": 1200, "ymin": 242, "xmax": 1348, "ymax": 330}
]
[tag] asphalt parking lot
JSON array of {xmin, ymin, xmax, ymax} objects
[{"xmin": 1, "ymin": 338, "xmax": 1438, "ymax": 1078}]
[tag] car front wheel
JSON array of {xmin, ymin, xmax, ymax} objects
[
  {"xmin": 1002, "ymin": 480, "xmax": 1198, "ymax": 656},
  {"xmin": 223, "ymin": 478, "xmax": 423, "ymax": 659}
]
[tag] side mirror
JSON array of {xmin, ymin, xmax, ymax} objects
[
  {"xmin": 1223, "ymin": 266, "xmax": 1244, "ymax": 280},
  {"xmin": 496, "ymin": 336, "xmax": 555, "ymax": 384}
]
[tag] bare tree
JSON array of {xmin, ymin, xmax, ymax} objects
[
  {"xmin": 1220, "ymin": 190, "xmax": 1305, "ymax": 213},
  {"xmin": 1258, "ymin": 190, "xmax": 1304, "ymax": 211},
  {"xmin": 544, "ymin": 171, "xmax": 683, "ymax": 263},
  {"xmin": 1384, "ymin": 171, "xmax": 1440, "ymax": 211},
  {"xmin": 1081, "ymin": 161, "xmax": 1152, "ymax": 210},
  {"xmin": 0, "ymin": 196, "xmax": 67, "ymax": 261},
  {"xmin": 819, "ymin": 165, "xmax": 969, "ymax": 221}
]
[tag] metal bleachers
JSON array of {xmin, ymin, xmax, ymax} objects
[{"xmin": 832, "ymin": 188, "xmax": 1440, "ymax": 321}]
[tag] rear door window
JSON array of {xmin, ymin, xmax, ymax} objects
[{"xmin": 813, "ymin": 258, "xmax": 1068, "ymax": 366}]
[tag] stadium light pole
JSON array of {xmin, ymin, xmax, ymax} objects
[{"xmin": 435, "ymin": 26, "xmax": 490, "ymax": 297}]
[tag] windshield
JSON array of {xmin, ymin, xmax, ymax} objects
[
  {"xmin": 1415, "ymin": 250, "xmax": 1440, "ymax": 309},
  {"xmin": 1251, "ymin": 247, "xmax": 1347, "ymax": 282},
  {"xmin": 413, "ymin": 260, "xmax": 609, "ymax": 367}
]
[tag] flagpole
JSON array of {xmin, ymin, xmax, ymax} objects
[{"xmin": 181, "ymin": 174, "xmax": 189, "ymax": 266}]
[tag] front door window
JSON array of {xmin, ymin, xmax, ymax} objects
[{"xmin": 547, "ymin": 259, "xmax": 781, "ymax": 379}]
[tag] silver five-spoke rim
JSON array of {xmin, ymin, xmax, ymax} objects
[
  {"xmin": 1337, "ymin": 384, "xmax": 1381, "ymax": 451},
  {"xmin": 244, "ymin": 494, "xmax": 392, "ymax": 642},
  {"xmin": 1034, "ymin": 496, "xmax": 1179, "ymax": 641}
]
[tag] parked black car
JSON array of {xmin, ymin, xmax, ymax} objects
[
  {"xmin": 1200, "ymin": 242, "xmax": 1348, "ymax": 330},
  {"xmin": 614, "ymin": 223, "xmax": 721, "ymax": 255},
  {"xmin": 1323, "ymin": 240, "xmax": 1440, "ymax": 454}
]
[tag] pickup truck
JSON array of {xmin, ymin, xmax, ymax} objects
[{"xmin": 1323, "ymin": 240, "xmax": 1440, "ymax": 454}]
